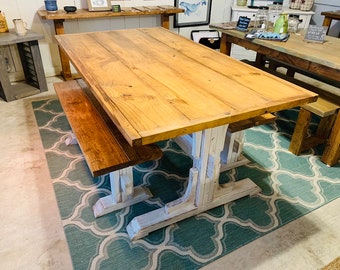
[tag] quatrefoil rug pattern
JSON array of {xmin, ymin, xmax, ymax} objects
[{"xmin": 32, "ymin": 99, "xmax": 340, "ymax": 270}]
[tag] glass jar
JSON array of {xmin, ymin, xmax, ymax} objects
[
  {"xmin": 268, "ymin": 3, "xmax": 282, "ymax": 25},
  {"xmin": 254, "ymin": 6, "xmax": 269, "ymax": 32},
  {"xmin": 288, "ymin": 15, "xmax": 301, "ymax": 33}
]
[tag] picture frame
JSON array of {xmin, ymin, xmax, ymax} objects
[
  {"xmin": 87, "ymin": 0, "xmax": 111, "ymax": 11},
  {"xmin": 174, "ymin": 0, "xmax": 212, "ymax": 28}
]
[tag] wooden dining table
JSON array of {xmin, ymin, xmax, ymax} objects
[
  {"xmin": 210, "ymin": 27, "xmax": 340, "ymax": 85},
  {"xmin": 55, "ymin": 27, "xmax": 317, "ymax": 240}
]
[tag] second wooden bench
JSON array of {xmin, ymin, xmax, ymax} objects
[
  {"xmin": 54, "ymin": 79, "xmax": 163, "ymax": 217},
  {"xmin": 242, "ymin": 59, "xmax": 340, "ymax": 166}
]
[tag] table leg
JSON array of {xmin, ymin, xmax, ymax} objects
[
  {"xmin": 161, "ymin": 14, "xmax": 170, "ymax": 29},
  {"xmin": 322, "ymin": 17, "xmax": 332, "ymax": 35},
  {"xmin": 54, "ymin": 19, "xmax": 73, "ymax": 80},
  {"xmin": 321, "ymin": 111, "xmax": 340, "ymax": 166},
  {"xmin": 126, "ymin": 125, "xmax": 261, "ymax": 240},
  {"xmin": 219, "ymin": 33, "xmax": 232, "ymax": 56}
]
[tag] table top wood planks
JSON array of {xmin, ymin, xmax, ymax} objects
[{"xmin": 55, "ymin": 27, "xmax": 317, "ymax": 147}]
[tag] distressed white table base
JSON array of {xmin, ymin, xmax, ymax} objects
[{"xmin": 127, "ymin": 125, "xmax": 261, "ymax": 240}]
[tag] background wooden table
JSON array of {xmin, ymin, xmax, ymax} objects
[{"xmin": 38, "ymin": 6, "xmax": 184, "ymax": 80}]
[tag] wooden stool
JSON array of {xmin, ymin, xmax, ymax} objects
[{"xmin": 289, "ymin": 97, "xmax": 339, "ymax": 165}]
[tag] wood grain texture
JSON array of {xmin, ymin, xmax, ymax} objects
[
  {"xmin": 55, "ymin": 27, "xmax": 317, "ymax": 146},
  {"xmin": 37, "ymin": 6, "xmax": 183, "ymax": 20},
  {"xmin": 214, "ymin": 28, "xmax": 340, "ymax": 82},
  {"xmin": 54, "ymin": 80, "xmax": 162, "ymax": 177}
]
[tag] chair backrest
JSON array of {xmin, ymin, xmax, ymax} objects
[{"xmin": 190, "ymin": 30, "xmax": 221, "ymax": 50}]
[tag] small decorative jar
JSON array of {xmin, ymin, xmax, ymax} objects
[
  {"xmin": 289, "ymin": 0, "xmax": 302, "ymax": 9},
  {"xmin": 237, "ymin": 0, "xmax": 247, "ymax": 6},
  {"xmin": 44, "ymin": 0, "xmax": 58, "ymax": 12},
  {"xmin": 300, "ymin": 0, "xmax": 314, "ymax": 11},
  {"xmin": 0, "ymin": 11, "xmax": 9, "ymax": 33}
]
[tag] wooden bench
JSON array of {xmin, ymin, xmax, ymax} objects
[
  {"xmin": 242, "ymin": 59, "xmax": 340, "ymax": 166},
  {"xmin": 288, "ymin": 98, "xmax": 339, "ymax": 164},
  {"xmin": 54, "ymin": 79, "xmax": 163, "ymax": 217}
]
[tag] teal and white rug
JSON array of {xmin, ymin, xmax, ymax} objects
[{"xmin": 33, "ymin": 99, "xmax": 340, "ymax": 270}]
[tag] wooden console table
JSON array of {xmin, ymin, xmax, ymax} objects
[{"xmin": 38, "ymin": 6, "xmax": 184, "ymax": 80}]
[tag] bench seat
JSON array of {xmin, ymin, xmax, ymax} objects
[
  {"xmin": 54, "ymin": 79, "xmax": 163, "ymax": 217},
  {"xmin": 54, "ymin": 79, "xmax": 162, "ymax": 177}
]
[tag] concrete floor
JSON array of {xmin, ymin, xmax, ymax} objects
[{"xmin": 0, "ymin": 76, "xmax": 339, "ymax": 270}]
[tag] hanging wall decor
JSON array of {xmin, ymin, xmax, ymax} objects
[
  {"xmin": 174, "ymin": 0, "xmax": 212, "ymax": 28},
  {"xmin": 87, "ymin": 0, "xmax": 111, "ymax": 11}
]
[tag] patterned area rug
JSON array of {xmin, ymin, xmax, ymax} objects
[{"xmin": 32, "ymin": 99, "xmax": 340, "ymax": 270}]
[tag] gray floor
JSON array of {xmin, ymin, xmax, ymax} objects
[{"xmin": 0, "ymin": 76, "xmax": 339, "ymax": 270}]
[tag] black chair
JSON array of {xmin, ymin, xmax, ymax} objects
[{"xmin": 190, "ymin": 30, "xmax": 221, "ymax": 50}]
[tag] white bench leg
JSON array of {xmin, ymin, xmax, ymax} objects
[
  {"xmin": 65, "ymin": 132, "xmax": 78, "ymax": 145},
  {"xmin": 93, "ymin": 167, "xmax": 152, "ymax": 218},
  {"xmin": 64, "ymin": 132, "xmax": 152, "ymax": 218}
]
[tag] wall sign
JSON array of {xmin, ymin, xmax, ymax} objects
[{"xmin": 236, "ymin": 16, "xmax": 251, "ymax": 31}]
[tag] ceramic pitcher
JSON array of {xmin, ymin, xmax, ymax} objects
[{"xmin": 13, "ymin": 19, "xmax": 27, "ymax": 36}]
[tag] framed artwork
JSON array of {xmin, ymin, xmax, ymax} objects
[
  {"xmin": 87, "ymin": 0, "xmax": 111, "ymax": 11},
  {"xmin": 174, "ymin": 0, "xmax": 212, "ymax": 28}
]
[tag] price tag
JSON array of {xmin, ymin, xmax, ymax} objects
[
  {"xmin": 304, "ymin": 25, "xmax": 327, "ymax": 43},
  {"xmin": 236, "ymin": 16, "xmax": 251, "ymax": 32}
]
